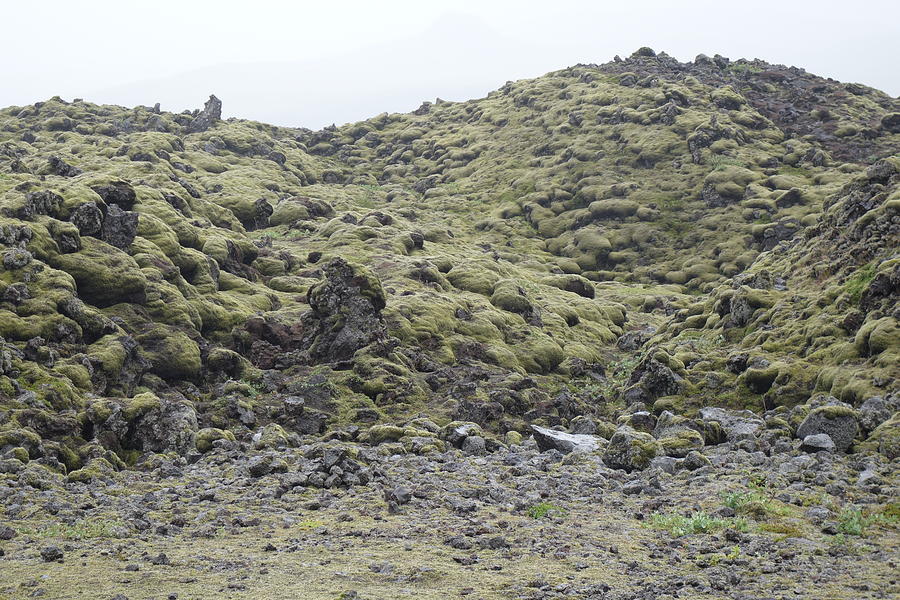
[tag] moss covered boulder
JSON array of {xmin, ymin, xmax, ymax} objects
[
  {"xmin": 603, "ymin": 426, "xmax": 660, "ymax": 472},
  {"xmin": 795, "ymin": 400, "xmax": 859, "ymax": 452}
]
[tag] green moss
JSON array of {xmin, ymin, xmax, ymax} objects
[
  {"xmin": 0, "ymin": 428, "xmax": 42, "ymax": 456},
  {"xmin": 658, "ymin": 428, "xmax": 704, "ymax": 458},
  {"xmin": 604, "ymin": 426, "xmax": 660, "ymax": 472},
  {"xmin": 48, "ymin": 237, "xmax": 147, "ymax": 306},
  {"xmin": 66, "ymin": 457, "xmax": 115, "ymax": 483},
  {"xmin": 253, "ymin": 423, "xmax": 289, "ymax": 449},
  {"xmin": 135, "ymin": 326, "xmax": 201, "ymax": 380},
  {"xmin": 511, "ymin": 330, "xmax": 565, "ymax": 374},
  {"xmin": 10, "ymin": 447, "xmax": 29, "ymax": 463},
  {"xmin": 123, "ymin": 392, "xmax": 162, "ymax": 421},
  {"xmin": 195, "ymin": 428, "xmax": 236, "ymax": 452},
  {"xmin": 490, "ymin": 279, "xmax": 533, "ymax": 314},
  {"xmin": 858, "ymin": 414, "xmax": 899, "ymax": 459},
  {"xmin": 589, "ymin": 199, "xmax": 639, "ymax": 219},
  {"xmin": 845, "ymin": 262, "xmax": 877, "ymax": 303},
  {"xmin": 366, "ymin": 424, "xmax": 407, "ymax": 444},
  {"xmin": 810, "ymin": 404, "xmax": 857, "ymax": 420},
  {"xmin": 446, "ymin": 264, "xmax": 500, "ymax": 296},
  {"xmin": 742, "ymin": 364, "xmax": 779, "ymax": 394},
  {"xmin": 710, "ymin": 86, "xmax": 745, "ymax": 109}
]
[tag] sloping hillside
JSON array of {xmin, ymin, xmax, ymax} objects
[{"xmin": 0, "ymin": 48, "xmax": 897, "ymax": 473}]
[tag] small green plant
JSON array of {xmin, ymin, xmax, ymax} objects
[
  {"xmin": 707, "ymin": 155, "xmax": 746, "ymax": 170},
  {"xmin": 238, "ymin": 377, "xmax": 265, "ymax": 398},
  {"xmin": 527, "ymin": 502, "xmax": 566, "ymax": 519},
  {"xmin": 705, "ymin": 545, "xmax": 740, "ymax": 567},
  {"xmin": 839, "ymin": 507, "xmax": 867, "ymax": 536},
  {"xmin": 576, "ymin": 355, "xmax": 639, "ymax": 403},
  {"xmin": 297, "ymin": 519, "xmax": 326, "ymax": 529},
  {"xmin": 648, "ymin": 511, "xmax": 747, "ymax": 536},
  {"xmin": 844, "ymin": 262, "xmax": 877, "ymax": 304},
  {"xmin": 723, "ymin": 490, "xmax": 754, "ymax": 510},
  {"xmin": 880, "ymin": 502, "xmax": 900, "ymax": 521},
  {"xmin": 721, "ymin": 489, "xmax": 787, "ymax": 520},
  {"xmin": 837, "ymin": 505, "xmax": 898, "ymax": 537}
]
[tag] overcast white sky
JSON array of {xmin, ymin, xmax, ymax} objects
[{"xmin": 2, "ymin": 1, "xmax": 897, "ymax": 129}]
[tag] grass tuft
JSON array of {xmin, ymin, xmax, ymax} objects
[
  {"xmin": 527, "ymin": 502, "xmax": 566, "ymax": 520},
  {"xmin": 648, "ymin": 511, "xmax": 748, "ymax": 536}
]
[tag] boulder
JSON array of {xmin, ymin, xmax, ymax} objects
[
  {"xmin": 40, "ymin": 545, "xmax": 64, "ymax": 562},
  {"xmin": 657, "ymin": 428, "xmax": 705, "ymax": 458},
  {"xmin": 858, "ymin": 394, "xmax": 897, "ymax": 434},
  {"xmin": 247, "ymin": 455, "xmax": 272, "ymax": 477},
  {"xmin": 603, "ymin": 426, "xmax": 659, "ymax": 472},
  {"xmin": 569, "ymin": 415, "xmax": 597, "ymax": 435},
  {"xmin": 683, "ymin": 450, "xmax": 711, "ymax": 470},
  {"xmin": 91, "ymin": 181, "xmax": 136, "ymax": 210},
  {"xmin": 441, "ymin": 422, "xmax": 484, "ymax": 448},
  {"xmin": 699, "ymin": 407, "xmax": 765, "ymax": 442},
  {"xmin": 461, "ymin": 435, "xmax": 487, "ymax": 455},
  {"xmin": 800, "ymin": 433, "xmax": 836, "ymax": 453},
  {"xmin": 20, "ymin": 191, "xmax": 62, "ymax": 220},
  {"xmin": 858, "ymin": 414, "xmax": 899, "ymax": 459},
  {"xmin": 70, "ymin": 202, "xmax": 104, "ymax": 237},
  {"xmin": 47, "ymin": 156, "xmax": 81, "ymax": 177},
  {"xmin": 91, "ymin": 393, "xmax": 198, "ymax": 455},
  {"xmin": 2, "ymin": 248, "xmax": 32, "ymax": 270},
  {"xmin": 623, "ymin": 356, "xmax": 682, "ymax": 404},
  {"xmin": 530, "ymin": 425, "xmax": 600, "ymax": 454},
  {"xmin": 881, "ymin": 113, "xmax": 900, "ymax": 134},
  {"xmin": 100, "ymin": 204, "xmax": 138, "ymax": 249},
  {"xmin": 796, "ymin": 404, "xmax": 858, "ymax": 452}
]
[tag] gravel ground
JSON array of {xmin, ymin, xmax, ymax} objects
[{"xmin": 1, "ymin": 430, "xmax": 897, "ymax": 600}]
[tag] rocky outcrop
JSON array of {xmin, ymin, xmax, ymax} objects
[
  {"xmin": 624, "ymin": 354, "xmax": 683, "ymax": 404},
  {"xmin": 302, "ymin": 258, "xmax": 387, "ymax": 363},
  {"xmin": 88, "ymin": 393, "xmax": 198, "ymax": 455},
  {"xmin": 188, "ymin": 95, "xmax": 223, "ymax": 133}
]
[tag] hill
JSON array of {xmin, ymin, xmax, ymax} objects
[{"xmin": 0, "ymin": 47, "xmax": 897, "ymax": 471}]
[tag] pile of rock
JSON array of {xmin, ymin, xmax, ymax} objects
[{"xmin": 294, "ymin": 445, "xmax": 375, "ymax": 489}]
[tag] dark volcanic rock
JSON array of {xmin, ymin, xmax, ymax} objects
[
  {"xmin": 48, "ymin": 155, "xmax": 82, "ymax": 177},
  {"xmin": 70, "ymin": 201, "xmax": 104, "ymax": 236},
  {"xmin": 881, "ymin": 112, "xmax": 900, "ymax": 133},
  {"xmin": 40, "ymin": 545, "xmax": 64, "ymax": 562},
  {"xmin": 2, "ymin": 248, "xmax": 32, "ymax": 270},
  {"xmin": 189, "ymin": 95, "xmax": 223, "ymax": 133},
  {"xmin": 302, "ymin": 258, "xmax": 387, "ymax": 363},
  {"xmin": 20, "ymin": 190, "xmax": 62, "ymax": 219},
  {"xmin": 92, "ymin": 181, "xmax": 137, "ymax": 210},
  {"xmin": 796, "ymin": 402, "xmax": 859, "ymax": 452},
  {"xmin": 100, "ymin": 204, "xmax": 139, "ymax": 249},
  {"xmin": 623, "ymin": 355, "xmax": 683, "ymax": 404},
  {"xmin": 800, "ymin": 433, "xmax": 835, "ymax": 453},
  {"xmin": 603, "ymin": 426, "xmax": 659, "ymax": 472}
]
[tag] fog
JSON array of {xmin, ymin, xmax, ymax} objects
[{"xmin": 2, "ymin": 0, "xmax": 897, "ymax": 128}]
